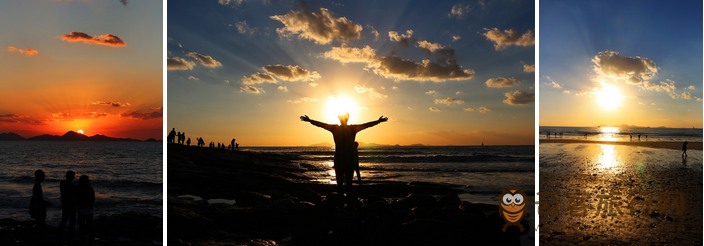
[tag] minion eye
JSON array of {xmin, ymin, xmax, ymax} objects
[
  {"xmin": 502, "ymin": 194, "xmax": 513, "ymax": 205},
  {"xmin": 514, "ymin": 194, "xmax": 524, "ymax": 205}
]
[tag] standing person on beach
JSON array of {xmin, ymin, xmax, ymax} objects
[
  {"xmin": 186, "ymin": 138, "xmax": 191, "ymax": 146},
  {"xmin": 300, "ymin": 113, "xmax": 387, "ymax": 205},
  {"xmin": 168, "ymin": 128, "xmax": 176, "ymax": 143},
  {"xmin": 231, "ymin": 139, "xmax": 235, "ymax": 151},
  {"xmin": 57, "ymin": 170, "xmax": 77, "ymax": 245},
  {"xmin": 682, "ymin": 141, "xmax": 688, "ymax": 158},
  {"xmin": 353, "ymin": 142, "xmax": 362, "ymax": 183},
  {"xmin": 25, "ymin": 169, "xmax": 52, "ymax": 243},
  {"xmin": 76, "ymin": 175, "xmax": 95, "ymax": 245}
]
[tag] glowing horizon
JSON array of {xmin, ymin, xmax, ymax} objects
[
  {"xmin": 167, "ymin": 0, "xmax": 535, "ymax": 146},
  {"xmin": 0, "ymin": 1, "xmax": 163, "ymax": 140}
]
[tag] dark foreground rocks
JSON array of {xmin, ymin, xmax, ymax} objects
[
  {"xmin": 168, "ymin": 144, "xmax": 531, "ymax": 246},
  {"xmin": 0, "ymin": 212, "xmax": 162, "ymax": 246}
]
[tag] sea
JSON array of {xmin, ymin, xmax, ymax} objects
[
  {"xmin": 0, "ymin": 141, "xmax": 162, "ymax": 225},
  {"xmin": 244, "ymin": 145, "xmax": 535, "ymax": 205},
  {"xmin": 539, "ymin": 126, "xmax": 703, "ymax": 142}
]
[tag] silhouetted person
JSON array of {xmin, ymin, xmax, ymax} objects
[
  {"xmin": 186, "ymin": 138, "xmax": 191, "ymax": 146},
  {"xmin": 235, "ymin": 142, "xmax": 239, "ymax": 151},
  {"xmin": 584, "ymin": 132, "xmax": 587, "ymax": 139},
  {"xmin": 177, "ymin": 131, "xmax": 181, "ymax": 144},
  {"xmin": 76, "ymin": 175, "xmax": 95, "ymax": 245},
  {"xmin": 301, "ymin": 113, "xmax": 387, "ymax": 205},
  {"xmin": 481, "ymin": 142, "xmax": 484, "ymax": 147},
  {"xmin": 645, "ymin": 135, "xmax": 648, "ymax": 141},
  {"xmin": 638, "ymin": 134, "xmax": 641, "ymax": 141},
  {"xmin": 353, "ymin": 142, "xmax": 361, "ymax": 183},
  {"xmin": 231, "ymin": 139, "xmax": 235, "ymax": 151},
  {"xmin": 168, "ymin": 128, "xmax": 176, "ymax": 144},
  {"xmin": 26, "ymin": 169, "xmax": 52, "ymax": 244},
  {"xmin": 682, "ymin": 141, "xmax": 688, "ymax": 158},
  {"xmin": 181, "ymin": 132, "xmax": 186, "ymax": 145},
  {"xmin": 630, "ymin": 135, "xmax": 632, "ymax": 141},
  {"xmin": 57, "ymin": 170, "xmax": 77, "ymax": 245}
]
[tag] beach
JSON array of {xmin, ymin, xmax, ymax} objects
[
  {"xmin": 168, "ymin": 144, "xmax": 533, "ymax": 245},
  {"xmin": 538, "ymin": 142, "xmax": 702, "ymax": 245}
]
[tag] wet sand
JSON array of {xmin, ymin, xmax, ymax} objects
[
  {"xmin": 168, "ymin": 144, "xmax": 532, "ymax": 246},
  {"xmin": 539, "ymin": 143, "xmax": 702, "ymax": 245},
  {"xmin": 541, "ymin": 139, "xmax": 702, "ymax": 150}
]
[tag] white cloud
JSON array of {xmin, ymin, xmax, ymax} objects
[
  {"xmin": 485, "ymin": 77, "xmax": 523, "ymax": 88},
  {"xmin": 503, "ymin": 90, "xmax": 534, "ymax": 105},
  {"xmin": 463, "ymin": 107, "xmax": 491, "ymax": 113},
  {"xmin": 435, "ymin": 97, "xmax": 464, "ymax": 105},
  {"xmin": 270, "ymin": 7, "xmax": 363, "ymax": 44},
  {"xmin": 482, "ymin": 28, "xmax": 534, "ymax": 50},
  {"xmin": 354, "ymin": 85, "xmax": 387, "ymax": 99}
]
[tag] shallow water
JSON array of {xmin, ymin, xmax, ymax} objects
[{"xmin": 538, "ymin": 143, "xmax": 702, "ymax": 244}]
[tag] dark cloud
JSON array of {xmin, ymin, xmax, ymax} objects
[
  {"xmin": 592, "ymin": 51, "xmax": 657, "ymax": 81},
  {"xmin": 242, "ymin": 72, "xmax": 277, "ymax": 84},
  {"xmin": 119, "ymin": 0, "xmax": 128, "ymax": 6},
  {"xmin": 92, "ymin": 101, "xmax": 129, "ymax": 107},
  {"xmin": 485, "ymin": 77, "xmax": 523, "ymax": 88},
  {"xmin": 270, "ymin": 5, "xmax": 363, "ymax": 44},
  {"xmin": 503, "ymin": 90, "xmax": 534, "ymax": 105},
  {"xmin": 482, "ymin": 28, "xmax": 534, "ymax": 50},
  {"xmin": 167, "ymin": 57, "xmax": 196, "ymax": 70},
  {"xmin": 389, "ymin": 30, "xmax": 413, "ymax": 47},
  {"xmin": 435, "ymin": 97, "xmax": 464, "ymax": 105},
  {"xmin": 120, "ymin": 106, "xmax": 163, "ymax": 120},
  {"xmin": 262, "ymin": 64, "xmax": 321, "ymax": 81},
  {"xmin": 240, "ymin": 85, "xmax": 265, "ymax": 94},
  {"xmin": 186, "ymin": 52, "xmax": 222, "ymax": 68},
  {"xmin": 322, "ymin": 45, "xmax": 474, "ymax": 82},
  {"xmin": 61, "ymin": 31, "xmax": 127, "ymax": 47},
  {"xmin": 463, "ymin": 107, "xmax": 491, "ymax": 113}
]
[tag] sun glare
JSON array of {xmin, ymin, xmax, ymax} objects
[
  {"xmin": 597, "ymin": 86, "xmax": 622, "ymax": 109},
  {"xmin": 77, "ymin": 130, "xmax": 84, "ymax": 134},
  {"xmin": 325, "ymin": 96, "xmax": 356, "ymax": 123}
]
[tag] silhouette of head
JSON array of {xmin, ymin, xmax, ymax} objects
[
  {"xmin": 66, "ymin": 170, "xmax": 75, "ymax": 181},
  {"xmin": 79, "ymin": 175, "xmax": 90, "ymax": 186},
  {"xmin": 35, "ymin": 169, "xmax": 45, "ymax": 182},
  {"xmin": 338, "ymin": 112, "xmax": 350, "ymax": 125}
]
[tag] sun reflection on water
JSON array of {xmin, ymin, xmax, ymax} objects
[
  {"xmin": 598, "ymin": 127, "xmax": 620, "ymax": 141},
  {"xmin": 598, "ymin": 144, "xmax": 617, "ymax": 170}
]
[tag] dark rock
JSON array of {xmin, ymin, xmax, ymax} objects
[
  {"xmin": 400, "ymin": 193, "xmax": 437, "ymax": 209},
  {"xmin": 438, "ymin": 193, "xmax": 462, "ymax": 207}
]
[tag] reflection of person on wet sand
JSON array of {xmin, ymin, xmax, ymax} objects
[
  {"xmin": 300, "ymin": 113, "xmax": 387, "ymax": 205},
  {"xmin": 682, "ymin": 141, "xmax": 688, "ymax": 158},
  {"xmin": 25, "ymin": 169, "xmax": 52, "ymax": 244}
]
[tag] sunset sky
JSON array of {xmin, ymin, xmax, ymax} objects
[
  {"xmin": 168, "ymin": 0, "xmax": 535, "ymax": 146},
  {"xmin": 540, "ymin": 0, "xmax": 703, "ymax": 128},
  {"xmin": 0, "ymin": 0, "xmax": 162, "ymax": 140}
]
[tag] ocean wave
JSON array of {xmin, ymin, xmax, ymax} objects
[{"xmin": 302, "ymin": 154, "xmax": 534, "ymax": 163}]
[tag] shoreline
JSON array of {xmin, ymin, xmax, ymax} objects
[
  {"xmin": 167, "ymin": 144, "xmax": 532, "ymax": 245},
  {"xmin": 540, "ymin": 139, "xmax": 702, "ymax": 150}
]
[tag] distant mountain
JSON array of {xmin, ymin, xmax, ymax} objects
[
  {"xmin": 4, "ymin": 131, "xmax": 144, "ymax": 141},
  {"xmin": 0, "ymin": 132, "xmax": 26, "ymax": 140},
  {"xmin": 309, "ymin": 142, "xmax": 333, "ymax": 147}
]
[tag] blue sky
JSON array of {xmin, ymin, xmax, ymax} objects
[
  {"xmin": 167, "ymin": 0, "xmax": 535, "ymax": 146},
  {"xmin": 540, "ymin": 0, "xmax": 702, "ymax": 128}
]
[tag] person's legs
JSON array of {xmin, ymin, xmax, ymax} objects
[
  {"xmin": 86, "ymin": 214, "xmax": 93, "ymax": 244},
  {"xmin": 78, "ymin": 214, "xmax": 86, "ymax": 244}
]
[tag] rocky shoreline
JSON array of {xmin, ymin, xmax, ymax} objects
[{"xmin": 168, "ymin": 144, "xmax": 531, "ymax": 246}]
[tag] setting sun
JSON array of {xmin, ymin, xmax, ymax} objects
[
  {"xmin": 77, "ymin": 130, "xmax": 84, "ymax": 134},
  {"xmin": 597, "ymin": 86, "xmax": 622, "ymax": 109},
  {"xmin": 325, "ymin": 96, "xmax": 356, "ymax": 122}
]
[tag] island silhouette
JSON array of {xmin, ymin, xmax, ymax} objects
[{"xmin": 0, "ymin": 131, "xmax": 158, "ymax": 142}]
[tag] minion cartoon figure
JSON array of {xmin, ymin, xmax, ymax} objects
[{"xmin": 499, "ymin": 188, "xmax": 527, "ymax": 232}]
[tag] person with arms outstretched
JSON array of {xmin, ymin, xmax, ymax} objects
[{"xmin": 301, "ymin": 113, "xmax": 387, "ymax": 205}]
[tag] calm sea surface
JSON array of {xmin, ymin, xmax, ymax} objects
[
  {"xmin": 245, "ymin": 145, "xmax": 534, "ymax": 205},
  {"xmin": 539, "ymin": 126, "xmax": 702, "ymax": 142},
  {"xmin": 0, "ymin": 141, "xmax": 162, "ymax": 224}
]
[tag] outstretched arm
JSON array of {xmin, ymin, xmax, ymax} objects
[
  {"xmin": 300, "ymin": 115, "xmax": 335, "ymax": 131},
  {"xmin": 353, "ymin": 116, "xmax": 388, "ymax": 132}
]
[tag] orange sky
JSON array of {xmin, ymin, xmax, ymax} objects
[{"xmin": 0, "ymin": 1, "xmax": 162, "ymax": 140}]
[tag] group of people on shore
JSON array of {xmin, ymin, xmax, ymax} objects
[
  {"xmin": 301, "ymin": 113, "xmax": 387, "ymax": 206},
  {"xmin": 168, "ymin": 128, "xmax": 240, "ymax": 151},
  {"xmin": 26, "ymin": 170, "xmax": 95, "ymax": 245}
]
